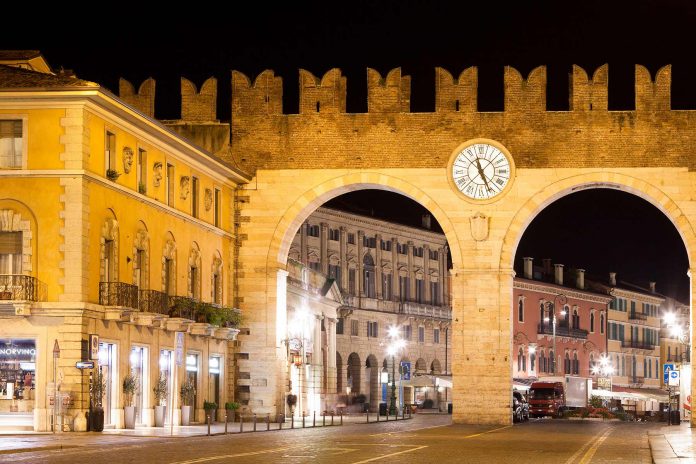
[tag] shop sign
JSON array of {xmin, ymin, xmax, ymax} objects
[
  {"xmin": 76, "ymin": 361, "xmax": 94, "ymax": 369},
  {"xmin": 597, "ymin": 377, "xmax": 612, "ymax": 391},
  {"xmin": 0, "ymin": 347, "xmax": 36, "ymax": 358},
  {"xmin": 89, "ymin": 334, "xmax": 99, "ymax": 360}
]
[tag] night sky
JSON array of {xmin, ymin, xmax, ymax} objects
[{"xmin": 5, "ymin": 1, "xmax": 694, "ymax": 300}]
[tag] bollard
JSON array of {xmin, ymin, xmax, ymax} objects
[
  {"xmin": 323, "ymin": 412, "xmax": 326, "ymax": 427},
  {"xmin": 279, "ymin": 414, "xmax": 283, "ymax": 430},
  {"xmin": 267, "ymin": 414, "xmax": 270, "ymax": 431},
  {"xmin": 402, "ymin": 407, "xmax": 405, "ymax": 420},
  {"xmin": 366, "ymin": 411, "xmax": 369, "ymax": 423},
  {"xmin": 253, "ymin": 413, "xmax": 257, "ymax": 432},
  {"xmin": 331, "ymin": 413, "xmax": 334, "ymax": 426},
  {"xmin": 240, "ymin": 415, "xmax": 244, "ymax": 433},
  {"xmin": 291, "ymin": 413, "xmax": 294, "ymax": 429},
  {"xmin": 313, "ymin": 411, "xmax": 316, "ymax": 427},
  {"xmin": 377, "ymin": 411, "xmax": 379, "ymax": 422},
  {"xmin": 340, "ymin": 412, "xmax": 343, "ymax": 426},
  {"xmin": 224, "ymin": 411, "xmax": 228, "ymax": 434},
  {"xmin": 302, "ymin": 412, "xmax": 305, "ymax": 428}
]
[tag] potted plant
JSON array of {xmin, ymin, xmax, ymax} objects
[
  {"xmin": 122, "ymin": 373, "xmax": 138, "ymax": 429},
  {"xmin": 224, "ymin": 401, "xmax": 240, "ymax": 422},
  {"xmin": 106, "ymin": 168, "xmax": 120, "ymax": 181},
  {"xmin": 180, "ymin": 379, "xmax": 196, "ymax": 425},
  {"xmin": 203, "ymin": 400, "xmax": 218, "ymax": 423},
  {"xmin": 153, "ymin": 373, "xmax": 168, "ymax": 427},
  {"xmin": 286, "ymin": 394, "xmax": 298, "ymax": 416},
  {"xmin": 90, "ymin": 369, "xmax": 107, "ymax": 432}
]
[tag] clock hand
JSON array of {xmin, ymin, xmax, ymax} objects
[{"xmin": 475, "ymin": 158, "xmax": 493, "ymax": 192}]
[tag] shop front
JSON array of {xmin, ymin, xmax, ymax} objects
[{"xmin": 0, "ymin": 338, "xmax": 36, "ymax": 430}]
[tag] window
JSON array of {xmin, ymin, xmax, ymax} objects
[
  {"xmin": 347, "ymin": 233, "xmax": 355, "ymax": 244},
  {"xmin": 399, "ymin": 276, "xmax": 409, "ymax": 301},
  {"xmin": 564, "ymin": 352, "xmax": 571, "ymax": 374},
  {"xmin": 307, "ymin": 224, "xmax": 320, "ymax": 237},
  {"xmin": 418, "ymin": 326, "xmax": 425, "ymax": 343},
  {"xmin": 166, "ymin": 164, "xmax": 175, "ymax": 206},
  {"xmin": 573, "ymin": 353, "xmax": 579, "ymax": 375},
  {"xmin": 590, "ymin": 312, "xmax": 595, "ymax": 332},
  {"xmin": 530, "ymin": 352, "xmax": 536, "ymax": 372},
  {"xmin": 362, "ymin": 236, "xmax": 376, "ymax": 248},
  {"xmin": 600, "ymin": 313, "xmax": 605, "ymax": 334},
  {"xmin": 430, "ymin": 282, "xmax": 439, "ymax": 305},
  {"xmin": 191, "ymin": 177, "xmax": 199, "ymax": 218},
  {"xmin": 350, "ymin": 319, "xmax": 359, "ymax": 336},
  {"xmin": 367, "ymin": 321, "xmax": 378, "ymax": 338},
  {"xmin": 137, "ymin": 149, "xmax": 147, "ymax": 193},
  {"xmin": 363, "ymin": 254, "xmax": 375, "ymax": 298},
  {"xmin": 382, "ymin": 273, "xmax": 392, "ymax": 300},
  {"xmin": 212, "ymin": 271, "xmax": 221, "ymax": 305},
  {"xmin": 328, "ymin": 264, "xmax": 341, "ymax": 283},
  {"xmin": 0, "ymin": 232, "xmax": 22, "ymax": 274},
  {"xmin": 433, "ymin": 328, "xmax": 440, "ymax": 344},
  {"xmin": 163, "ymin": 258, "xmax": 174, "ymax": 295},
  {"xmin": 630, "ymin": 300, "xmax": 636, "ymax": 313},
  {"xmin": 572, "ymin": 309, "xmax": 579, "ymax": 329},
  {"xmin": 348, "ymin": 269, "xmax": 356, "ymax": 295},
  {"xmin": 103, "ymin": 239, "xmax": 115, "ymax": 282},
  {"xmin": 429, "ymin": 249, "xmax": 438, "ymax": 260},
  {"xmin": 189, "ymin": 265, "xmax": 199, "ymax": 300},
  {"xmin": 329, "ymin": 229, "xmax": 340, "ymax": 241},
  {"xmin": 415, "ymin": 279, "xmax": 425, "ymax": 303},
  {"xmin": 214, "ymin": 188, "xmax": 221, "ymax": 227},
  {"xmin": 336, "ymin": 318, "xmax": 344, "ymax": 335},
  {"xmin": 397, "ymin": 243, "xmax": 407, "ymax": 254},
  {"xmin": 413, "ymin": 247, "xmax": 424, "ymax": 257},
  {"xmin": 381, "ymin": 240, "xmax": 391, "ymax": 251},
  {"xmin": 402, "ymin": 324, "xmax": 412, "ymax": 341},
  {"xmin": 309, "ymin": 261, "xmax": 320, "ymax": 272},
  {"xmin": 105, "ymin": 131, "xmax": 116, "ymax": 172},
  {"xmin": 518, "ymin": 298, "xmax": 524, "ymax": 322},
  {"xmin": 134, "ymin": 248, "xmax": 145, "ymax": 289},
  {"xmin": 0, "ymin": 120, "xmax": 22, "ymax": 168}
]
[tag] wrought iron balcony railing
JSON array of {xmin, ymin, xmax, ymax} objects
[
  {"xmin": 167, "ymin": 295, "xmax": 198, "ymax": 320},
  {"xmin": 629, "ymin": 312, "xmax": 648, "ymax": 321},
  {"xmin": 139, "ymin": 289, "xmax": 169, "ymax": 315},
  {"xmin": 537, "ymin": 323, "xmax": 589, "ymax": 339},
  {"xmin": 0, "ymin": 274, "xmax": 45, "ymax": 302},
  {"xmin": 621, "ymin": 340, "xmax": 657, "ymax": 350},
  {"xmin": 99, "ymin": 281, "xmax": 139, "ymax": 309}
]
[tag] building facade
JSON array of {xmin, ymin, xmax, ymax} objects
[
  {"xmin": 0, "ymin": 53, "xmax": 249, "ymax": 431},
  {"xmin": 289, "ymin": 207, "xmax": 452, "ymax": 412},
  {"xmin": 513, "ymin": 259, "xmax": 611, "ymax": 384}
]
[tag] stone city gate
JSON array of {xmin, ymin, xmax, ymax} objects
[{"xmin": 219, "ymin": 64, "xmax": 696, "ymax": 425}]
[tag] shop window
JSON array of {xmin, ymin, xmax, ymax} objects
[
  {"xmin": 0, "ymin": 120, "xmax": 23, "ymax": 168},
  {"xmin": 209, "ymin": 356, "xmax": 222, "ymax": 407},
  {"xmin": 130, "ymin": 346, "xmax": 149, "ymax": 424}
]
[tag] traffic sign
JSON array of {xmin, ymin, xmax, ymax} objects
[
  {"xmin": 664, "ymin": 363, "xmax": 675, "ymax": 384},
  {"xmin": 75, "ymin": 361, "xmax": 94, "ymax": 369},
  {"xmin": 53, "ymin": 340, "xmax": 60, "ymax": 358},
  {"xmin": 669, "ymin": 370, "xmax": 680, "ymax": 387}
]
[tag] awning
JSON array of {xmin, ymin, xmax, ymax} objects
[
  {"xmin": 612, "ymin": 386, "xmax": 669, "ymax": 402},
  {"xmin": 435, "ymin": 375, "xmax": 452, "ymax": 389},
  {"xmin": 404, "ymin": 375, "xmax": 437, "ymax": 387}
]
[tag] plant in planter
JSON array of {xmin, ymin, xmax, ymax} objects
[
  {"xmin": 286, "ymin": 394, "xmax": 298, "ymax": 416},
  {"xmin": 203, "ymin": 400, "xmax": 218, "ymax": 423},
  {"xmin": 122, "ymin": 373, "xmax": 138, "ymax": 429},
  {"xmin": 106, "ymin": 169, "xmax": 121, "ymax": 181},
  {"xmin": 153, "ymin": 373, "xmax": 168, "ymax": 427},
  {"xmin": 90, "ymin": 369, "xmax": 107, "ymax": 432},
  {"xmin": 224, "ymin": 401, "xmax": 240, "ymax": 422},
  {"xmin": 180, "ymin": 379, "xmax": 196, "ymax": 425}
]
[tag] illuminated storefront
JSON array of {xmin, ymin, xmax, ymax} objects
[{"xmin": 0, "ymin": 338, "xmax": 36, "ymax": 429}]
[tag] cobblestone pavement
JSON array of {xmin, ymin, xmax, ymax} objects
[{"xmin": 0, "ymin": 416, "xmax": 660, "ymax": 463}]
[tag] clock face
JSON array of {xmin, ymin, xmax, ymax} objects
[{"xmin": 451, "ymin": 142, "xmax": 512, "ymax": 200}]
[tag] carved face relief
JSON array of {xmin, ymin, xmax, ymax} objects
[
  {"xmin": 153, "ymin": 162, "xmax": 163, "ymax": 187},
  {"xmin": 122, "ymin": 147, "xmax": 134, "ymax": 174},
  {"xmin": 180, "ymin": 176, "xmax": 190, "ymax": 200},
  {"xmin": 204, "ymin": 188, "xmax": 213, "ymax": 211}
]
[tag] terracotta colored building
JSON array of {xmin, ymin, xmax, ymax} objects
[{"xmin": 513, "ymin": 258, "xmax": 611, "ymax": 384}]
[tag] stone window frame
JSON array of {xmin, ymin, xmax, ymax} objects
[
  {"xmin": 100, "ymin": 216, "xmax": 119, "ymax": 283},
  {"xmin": 0, "ymin": 209, "xmax": 33, "ymax": 273},
  {"xmin": 132, "ymin": 227, "xmax": 149, "ymax": 290},
  {"xmin": 187, "ymin": 243, "xmax": 202, "ymax": 300},
  {"xmin": 0, "ymin": 115, "xmax": 28, "ymax": 170}
]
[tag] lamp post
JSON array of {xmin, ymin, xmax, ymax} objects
[
  {"xmin": 387, "ymin": 326, "xmax": 405, "ymax": 415},
  {"xmin": 543, "ymin": 294, "xmax": 567, "ymax": 375}
]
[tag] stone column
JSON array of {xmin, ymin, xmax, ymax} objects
[
  {"xmin": 442, "ymin": 245, "xmax": 450, "ymax": 306},
  {"xmin": 358, "ymin": 231, "xmax": 365, "ymax": 297},
  {"xmin": 320, "ymin": 222, "xmax": 329, "ymax": 274},
  {"xmin": 300, "ymin": 222, "xmax": 308, "ymax": 264},
  {"xmin": 326, "ymin": 317, "xmax": 337, "ymax": 400},
  {"xmin": 375, "ymin": 234, "xmax": 383, "ymax": 298}
]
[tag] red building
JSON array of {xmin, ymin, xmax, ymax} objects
[{"xmin": 513, "ymin": 258, "xmax": 611, "ymax": 383}]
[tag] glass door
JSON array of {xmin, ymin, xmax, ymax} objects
[
  {"xmin": 130, "ymin": 346, "xmax": 148, "ymax": 424},
  {"xmin": 186, "ymin": 353, "xmax": 199, "ymax": 420},
  {"xmin": 98, "ymin": 342, "xmax": 117, "ymax": 426},
  {"xmin": 208, "ymin": 356, "xmax": 221, "ymax": 408},
  {"xmin": 159, "ymin": 349, "xmax": 174, "ymax": 424}
]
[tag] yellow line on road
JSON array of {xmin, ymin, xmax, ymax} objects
[
  {"xmin": 577, "ymin": 427, "xmax": 613, "ymax": 464},
  {"xmin": 348, "ymin": 445, "xmax": 428, "ymax": 464},
  {"xmin": 462, "ymin": 425, "xmax": 512, "ymax": 438},
  {"xmin": 169, "ymin": 445, "xmax": 298, "ymax": 464}
]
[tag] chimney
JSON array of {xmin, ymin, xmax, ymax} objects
[
  {"xmin": 554, "ymin": 264, "xmax": 564, "ymax": 286},
  {"xmin": 576, "ymin": 269, "xmax": 585, "ymax": 290},
  {"xmin": 542, "ymin": 258, "xmax": 552, "ymax": 276},
  {"xmin": 523, "ymin": 257, "xmax": 533, "ymax": 279},
  {"xmin": 421, "ymin": 214, "xmax": 432, "ymax": 230},
  {"xmin": 649, "ymin": 281, "xmax": 656, "ymax": 293},
  {"xmin": 609, "ymin": 272, "xmax": 616, "ymax": 286}
]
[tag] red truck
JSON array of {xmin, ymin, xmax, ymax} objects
[{"xmin": 528, "ymin": 381, "xmax": 565, "ymax": 418}]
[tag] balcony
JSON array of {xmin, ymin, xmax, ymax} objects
[
  {"xmin": 401, "ymin": 302, "xmax": 451, "ymax": 320},
  {"xmin": 629, "ymin": 312, "xmax": 648, "ymax": 321},
  {"xmin": 621, "ymin": 340, "xmax": 657, "ymax": 351},
  {"xmin": 139, "ymin": 289, "xmax": 169, "ymax": 315},
  {"xmin": 167, "ymin": 296, "xmax": 241, "ymax": 327},
  {"xmin": 0, "ymin": 274, "xmax": 45, "ymax": 302},
  {"xmin": 168, "ymin": 296, "xmax": 198, "ymax": 320},
  {"xmin": 99, "ymin": 281, "xmax": 139, "ymax": 309},
  {"xmin": 341, "ymin": 295, "xmax": 451, "ymax": 320},
  {"xmin": 537, "ymin": 323, "xmax": 588, "ymax": 339}
]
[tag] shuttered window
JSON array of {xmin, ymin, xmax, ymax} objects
[
  {"xmin": 0, "ymin": 232, "xmax": 22, "ymax": 274},
  {"xmin": 0, "ymin": 120, "xmax": 22, "ymax": 168}
]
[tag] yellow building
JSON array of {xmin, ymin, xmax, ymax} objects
[{"xmin": 0, "ymin": 52, "xmax": 249, "ymax": 431}]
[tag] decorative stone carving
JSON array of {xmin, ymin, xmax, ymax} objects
[
  {"xmin": 122, "ymin": 147, "xmax": 134, "ymax": 174},
  {"xmin": 204, "ymin": 188, "xmax": 213, "ymax": 211},
  {"xmin": 469, "ymin": 212, "xmax": 489, "ymax": 241},
  {"xmin": 153, "ymin": 162, "xmax": 163, "ymax": 187},
  {"xmin": 180, "ymin": 176, "xmax": 190, "ymax": 200}
]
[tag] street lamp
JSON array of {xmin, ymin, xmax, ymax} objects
[
  {"xmin": 283, "ymin": 305, "xmax": 312, "ymax": 417},
  {"xmin": 543, "ymin": 294, "xmax": 567, "ymax": 375},
  {"xmin": 387, "ymin": 326, "xmax": 405, "ymax": 415}
]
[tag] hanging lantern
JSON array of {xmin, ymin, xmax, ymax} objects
[{"xmin": 292, "ymin": 353, "xmax": 303, "ymax": 367}]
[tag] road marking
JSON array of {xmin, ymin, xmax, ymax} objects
[
  {"xmin": 348, "ymin": 445, "xmax": 428, "ymax": 464},
  {"xmin": 368, "ymin": 423, "xmax": 449, "ymax": 436},
  {"xmin": 169, "ymin": 446, "xmax": 298, "ymax": 463},
  {"xmin": 577, "ymin": 427, "xmax": 613, "ymax": 464},
  {"xmin": 563, "ymin": 426, "xmax": 614, "ymax": 464},
  {"xmin": 461, "ymin": 425, "xmax": 512, "ymax": 438}
]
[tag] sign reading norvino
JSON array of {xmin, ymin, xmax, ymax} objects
[{"xmin": 0, "ymin": 347, "xmax": 36, "ymax": 356}]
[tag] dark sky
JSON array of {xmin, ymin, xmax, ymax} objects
[{"xmin": 6, "ymin": 1, "xmax": 694, "ymax": 300}]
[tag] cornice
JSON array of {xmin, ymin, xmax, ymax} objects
[{"xmin": 514, "ymin": 279, "xmax": 613, "ymax": 304}]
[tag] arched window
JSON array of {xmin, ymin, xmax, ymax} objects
[
  {"xmin": 540, "ymin": 303, "xmax": 545, "ymax": 330},
  {"xmin": 563, "ymin": 305, "xmax": 570, "ymax": 327},
  {"xmin": 600, "ymin": 313, "xmax": 605, "ymax": 334},
  {"xmin": 589, "ymin": 354, "xmax": 595, "ymax": 373},
  {"xmin": 564, "ymin": 352, "xmax": 571, "ymax": 374},
  {"xmin": 530, "ymin": 352, "xmax": 536, "ymax": 372},
  {"xmin": 572, "ymin": 309, "xmax": 580, "ymax": 329},
  {"xmin": 518, "ymin": 347, "xmax": 524, "ymax": 372},
  {"xmin": 518, "ymin": 298, "xmax": 524, "ymax": 322},
  {"xmin": 590, "ymin": 312, "xmax": 595, "ymax": 333},
  {"xmin": 573, "ymin": 352, "xmax": 579, "ymax": 375},
  {"xmin": 188, "ymin": 243, "xmax": 201, "ymax": 300}
]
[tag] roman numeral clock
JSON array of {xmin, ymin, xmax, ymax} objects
[{"xmin": 448, "ymin": 139, "xmax": 516, "ymax": 203}]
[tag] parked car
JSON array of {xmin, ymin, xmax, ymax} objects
[{"xmin": 513, "ymin": 390, "xmax": 529, "ymax": 423}]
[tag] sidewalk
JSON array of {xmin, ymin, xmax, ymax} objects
[{"xmin": 649, "ymin": 422, "xmax": 696, "ymax": 463}]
